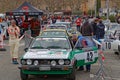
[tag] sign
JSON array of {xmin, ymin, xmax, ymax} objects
[{"xmin": 22, "ymin": 6, "xmax": 29, "ymax": 11}]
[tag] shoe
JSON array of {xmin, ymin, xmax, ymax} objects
[
  {"xmin": 86, "ymin": 70, "xmax": 90, "ymax": 72},
  {"xmin": 12, "ymin": 58, "xmax": 19, "ymax": 64},
  {"xmin": 12, "ymin": 60, "xmax": 19, "ymax": 64},
  {"xmin": 77, "ymin": 67, "xmax": 84, "ymax": 71}
]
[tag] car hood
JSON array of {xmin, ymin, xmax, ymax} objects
[{"xmin": 23, "ymin": 49, "xmax": 72, "ymax": 59}]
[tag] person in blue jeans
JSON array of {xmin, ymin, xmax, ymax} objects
[{"xmin": 76, "ymin": 36, "xmax": 95, "ymax": 72}]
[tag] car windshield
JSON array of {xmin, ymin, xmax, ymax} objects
[
  {"xmin": 41, "ymin": 31, "xmax": 67, "ymax": 37},
  {"xmin": 48, "ymin": 25, "xmax": 66, "ymax": 29},
  {"xmin": 109, "ymin": 24, "xmax": 119, "ymax": 30},
  {"xmin": 114, "ymin": 30, "xmax": 120, "ymax": 37},
  {"xmin": 31, "ymin": 38, "xmax": 71, "ymax": 49},
  {"xmin": 55, "ymin": 23, "xmax": 71, "ymax": 28}
]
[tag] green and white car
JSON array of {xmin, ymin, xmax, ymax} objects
[{"xmin": 19, "ymin": 36, "xmax": 99, "ymax": 80}]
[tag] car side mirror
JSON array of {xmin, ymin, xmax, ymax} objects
[{"xmin": 24, "ymin": 48, "xmax": 28, "ymax": 52}]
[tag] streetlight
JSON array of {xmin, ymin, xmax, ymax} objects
[{"xmin": 106, "ymin": 0, "xmax": 109, "ymax": 20}]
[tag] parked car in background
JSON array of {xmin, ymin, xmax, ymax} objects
[{"xmin": 100, "ymin": 30, "xmax": 120, "ymax": 56}]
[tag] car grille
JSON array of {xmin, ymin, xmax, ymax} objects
[{"xmin": 39, "ymin": 60, "xmax": 51, "ymax": 65}]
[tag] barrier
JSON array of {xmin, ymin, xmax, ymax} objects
[{"xmin": 92, "ymin": 50, "xmax": 113, "ymax": 80}]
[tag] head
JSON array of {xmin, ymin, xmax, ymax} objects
[
  {"xmin": 11, "ymin": 20, "xmax": 16, "ymax": 27},
  {"xmin": 84, "ymin": 18, "xmax": 89, "ymax": 24},
  {"xmin": 98, "ymin": 19, "xmax": 102, "ymax": 23}
]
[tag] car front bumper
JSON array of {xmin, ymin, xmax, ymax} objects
[{"xmin": 19, "ymin": 65, "xmax": 73, "ymax": 75}]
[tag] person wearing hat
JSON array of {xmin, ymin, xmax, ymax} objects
[{"xmin": 8, "ymin": 19, "xmax": 20, "ymax": 64}]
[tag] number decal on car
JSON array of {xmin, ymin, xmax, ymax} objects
[
  {"xmin": 105, "ymin": 42, "xmax": 111, "ymax": 49},
  {"xmin": 87, "ymin": 52, "xmax": 93, "ymax": 62},
  {"xmin": 85, "ymin": 51, "xmax": 94, "ymax": 63}
]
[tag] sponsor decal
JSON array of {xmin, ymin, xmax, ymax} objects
[{"xmin": 22, "ymin": 6, "xmax": 29, "ymax": 11}]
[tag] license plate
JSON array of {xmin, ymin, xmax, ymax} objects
[{"xmin": 39, "ymin": 66, "xmax": 51, "ymax": 71}]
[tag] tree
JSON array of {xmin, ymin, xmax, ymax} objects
[
  {"xmin": 96, "ymin": 0, "xmax": 101, "ymax": 13},
  {"xmin": 67, "ymin": 0, "xmax": 75, "ymax": 12},
  {"xmin": 44, "ymin": 0, "xmax": 56, "ymax": 12}
]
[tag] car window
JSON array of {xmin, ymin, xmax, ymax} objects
[
  {"xmin": 109, "ymin": 24, "xmax": 119, "ymax": 30},
  {"xmin": 48, "ymin": 25, "xmax": 66, "ymax": 29},
  {"xmin": 74, "ymin": 37, "xmax": 95, "ymax": 49},
  {"xmin": 41, "ymin": 31, "xmax": 67, "ymax": 37},
  {"xmin": 114, "ymin": 30, "xmax": 120, "ymax": 38},
  {"xmin": 31, "ymin": 38, "xmax": 71, "ymax": 49},
  {"xmin": 55, "ymin": 23, "xmax": 71, "ymax": 28}
]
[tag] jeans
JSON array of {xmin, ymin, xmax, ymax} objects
[
  {"xmin": 79, "ymin": 65, "xmax": 91, "ymax": 71},
  {"xmin": 76, "ymin": 25, "xmax": 80, "ymax": 32},
  {"xmin": 86, "ymin": 64, "xmax": 91, "ymax": 71}
]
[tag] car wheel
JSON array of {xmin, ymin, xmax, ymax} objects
[
  {"xmin": 118, "ymin": 45, "xmax": 120, "ymax": 52},
  {"xmin": 20, "ymin": 70, "xmax": 28, "ymax": 80},
  {"xmin": 114, "ymin": 52, "xmax": 119, "ymax": 55},
  {"xmin": 67, "ymin": 65, "xmax": 76, "ymax": 80}
]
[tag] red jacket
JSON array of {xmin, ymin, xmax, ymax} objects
[
  {"xmin": 21, "ymin": 21, "xmax": 29, "ymax": 29},
  {"xmin": 75, "ymin": 18, "xmax": 81, "ymax": 26}
]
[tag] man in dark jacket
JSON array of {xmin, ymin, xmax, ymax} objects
[
  {"xmin": 80, "ymin": 19, "xmax": 94, "ymax": 36},
  {"xmin": 96, "ymin": 19, "xmax": 105, "ymax": 39},
  {"xmin": 79, "ymin": 19, "xmax": 94, "ymax": 72},
  {"xmin": 91, "ymin": 18, "xmax": 99, "ymax": 39}
]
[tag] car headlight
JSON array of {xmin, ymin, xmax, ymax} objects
[
  {"xmin": 21, "ymin": 60, "xmax": 26, "ymax": 65},
  {"xmin": 34, "ymin": 60, "xmax": 39, "ymax": 66},
  {"xmin": 26, "ymin": 59, "xmax": 32, "ymax": 65},
  {"xmin": 65, "ymin": 60, "xmax": 70, "ymax": 65},
  {"xmin": 58, "ymin": 59, "xmax": 64, "ymax": 65},
  {"xmin": 51, "ymin": 60, "xmax": 56, "ymax": 66}
]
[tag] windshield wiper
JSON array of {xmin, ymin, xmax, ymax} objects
[
  {"xmin": 47, "ymin": 46, "xmax": 61, "ymax": 49},
  {"xmin": 47, "ymin": 46, "xmax": 69, "ymax": 49}
]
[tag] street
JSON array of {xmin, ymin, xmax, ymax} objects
[{"xmin": 0, "ymin": 40, "xmax": 120, "ymax": 80}]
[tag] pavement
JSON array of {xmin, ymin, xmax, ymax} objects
[{"xmin": 0, "ymin": 40, "xmax": 120, "ymax": 80}]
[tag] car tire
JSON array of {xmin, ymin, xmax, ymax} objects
[
  {"xmin": 114, "ymin": 52, "xmax": 119, "ymax": 55},
  {"xmin": 118, "ymin": 45, "xmax": 120, "ymax": 52},
  {"xmin": 20, "ymin": 70, "xmax": 28, "ymax": 80},
  {"xmin": 67, "ymin": 65, "xmax": 76, "ymax": 80}
]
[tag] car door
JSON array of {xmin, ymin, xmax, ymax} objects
[{"xmin": 72, "ymin": 38, "xmax": 98, "ymax": 67}]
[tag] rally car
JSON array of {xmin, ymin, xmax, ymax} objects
[
  {"xmin": 19, "ymin": 36, "xmax": 99, "ymax": 80},
  {"xmin": 40, "ymin": 24, "xmax": 80, "ymax": 38},
  {"xmin": 100, "ymin": 30, "xmax": 120, "ymax": 55}
]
